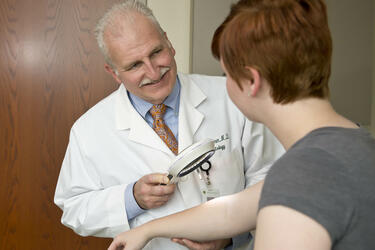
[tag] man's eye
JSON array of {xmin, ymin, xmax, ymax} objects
[
  {"xmin": 128, "ymin": 63, "xmax": 141, "ymax": 70},
  {"xmin": 151, "ymin": 49, "xmax": 162, "ymax": 56}
]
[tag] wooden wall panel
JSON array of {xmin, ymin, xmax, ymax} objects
[{"xmin": 0, "ymin": 0, "xmax": 123, "ymax": 249}]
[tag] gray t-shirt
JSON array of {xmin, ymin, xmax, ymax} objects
[{"xmin": 258, "ymin": 127, "xmax": 375, "ymax": 250}]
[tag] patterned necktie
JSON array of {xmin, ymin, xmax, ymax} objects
[{"xmin": 150, "ymin": 104, "xmax": 178, "ymax": 155}]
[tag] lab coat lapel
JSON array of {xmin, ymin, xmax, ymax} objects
[
  {"xmin": 176, "ymin": 73, "xmax": 206, "ymax": 207},
  {"xmin": 114, "ymin": 74, "xmax": 207, "ymax": 156},
  {"xmin": 115, "ymin": 85, "xmax": 174, "ymax": 156},
  {"xmin": 177, "ymin": 73, "xmax": 206, "ymax": 152}
]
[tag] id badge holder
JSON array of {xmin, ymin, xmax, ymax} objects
[
  {"xmin": 206, "ymin": 186, "xmax": 220, "ymax": 201},
  {"xmin": 198, "ymin": 168, "xmax": 220, "ymax": 201},
  {"xmin": 200, "ymin": 185, "xmax": 220, "ymax": 201}
]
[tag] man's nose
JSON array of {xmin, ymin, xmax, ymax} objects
[{"xmin": 144, "ymin": 59, "xmax": 160, "ymax": 81}]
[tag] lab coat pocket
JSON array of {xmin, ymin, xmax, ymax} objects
[{"xmin": 208, "ymin": 147, "xmax": 245, "ymax": 197}]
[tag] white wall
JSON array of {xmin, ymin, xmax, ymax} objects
[{"xmin": 147, "ymin": 0, "xmax": 193, "ymax": 73}]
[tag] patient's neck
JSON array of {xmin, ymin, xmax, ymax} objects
[{"xmin": 262, "ymin": 98, "xmax": 358, "ymax": 150}]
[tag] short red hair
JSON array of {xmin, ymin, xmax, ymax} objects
[{"xmin": 212, "ymin": 0, "xmax": 332, "ymax": 104}]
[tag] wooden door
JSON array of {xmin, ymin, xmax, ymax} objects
[{"xmin": 0, "ymin": 0, "xmax": 122, "ymax": 249}]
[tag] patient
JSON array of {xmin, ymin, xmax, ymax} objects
[{"xmin": 108, "ymin": 0, "xmax": 375, "ymax": 249}]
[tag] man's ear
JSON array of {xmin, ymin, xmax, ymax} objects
[
  {"xmin": 245, "ymin": 66, "xmax": 261, "ymax": 97},
  {"xmin": 164, "ymin": 32, "xmax": 175, "ymax": 56},
  {"xmin": 105, "ymin": 64, "xmax": 122, "ymax": 84}
]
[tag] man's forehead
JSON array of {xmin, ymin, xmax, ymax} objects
[
  {"xmin": 107, "ymin": 33, "xmax": 166, "ymax": 67},
  {"xmin": 105, "ymin": 12, "xmax": 159, "ymax": 40},
  {"xmin": 106, "ymin": 24, "xmax": 165, "ymax": 52},
  {"xmin": 104, "ymin": 15, "xmax": 166, "ymax": 64}
]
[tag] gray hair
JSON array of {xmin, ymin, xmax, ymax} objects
[{"xmin": 95, "ymin": 0, "xmax": 164, "ymax": 69}]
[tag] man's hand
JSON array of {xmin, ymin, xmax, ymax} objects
[
  {"xmin": 134, "ymin": 173, "xmax": 176, "ymax": 210},
  {"xmin": 171, "ymin": 238, "xmax": 232, "ymax": 250}
]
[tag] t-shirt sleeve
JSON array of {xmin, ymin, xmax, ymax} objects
[{"xmin": 259, "ymin": 147, "xmax": 355, "ymax": 242}]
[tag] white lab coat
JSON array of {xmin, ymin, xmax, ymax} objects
[{"xmin": 54, "ymin": 72, "xmax": 284, "ymax": 249}]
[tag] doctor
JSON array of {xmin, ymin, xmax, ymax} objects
[{"xmin": 54, "ymin": 1, "xmax": 284, "ymax": 249}]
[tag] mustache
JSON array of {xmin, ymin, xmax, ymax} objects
[{"xmin": 138, "ymin": 67, "xmax": 170, "ymax": 87}]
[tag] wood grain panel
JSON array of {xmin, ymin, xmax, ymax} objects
[{"xmin": 0, "ymin": 0, "xmax": 123, "ymax": 249}]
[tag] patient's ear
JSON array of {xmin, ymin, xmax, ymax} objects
[{"xmin": 245, "ymin": 66, "xmax": 261, "ymax": 97}]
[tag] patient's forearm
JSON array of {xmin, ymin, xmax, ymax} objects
[{"xmin": 144, "ymin": 181, "xmax": 263, "ymax": 241}]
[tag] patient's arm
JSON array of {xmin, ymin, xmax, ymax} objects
[{"xmin": 108, "ymin": 181, "xmax": 263, "ymax": 250}]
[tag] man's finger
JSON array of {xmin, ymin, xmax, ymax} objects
[
  {"xmin": 172, "ymin": 238, "xmax": 204, "ymax": 249},
  {"xmin": 141, "ymin": 194, "xmax": 171, "ymax": 207},
  {"xmin": 173, "ymin": 238, "xmax": 217, "ymax": 250},
  {"xmin": 171, "ymin": 238, "xmax": 186, "ymax": 246},
  {"xmin": 150, "ymin": 184, "xmax": 176, "ymax": 196},
  {"xmin": 153, "ymin": 201, "xmax": 169, "ymax": 208},
  {"xmin": 145, "ymin": 173, "xmax": 170, "ymax": 185},
  {"xmin": 179, "ymin": 239, "xmax": 202, "ymax": 249}
]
